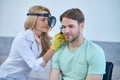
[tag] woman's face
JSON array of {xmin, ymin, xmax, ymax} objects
[{"xmin": 35, "ymin": 11, "xmax": 49, "ymax": 33}]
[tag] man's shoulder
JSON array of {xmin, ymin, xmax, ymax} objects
[
  {"xmin": 86, "ymin": 39, "xmax": 103, "ymax": 50},
  {"xmin": 85, "ymin": 39, "xmax": 105, "ymax": 62},
  {"xmin": 85, "ymin": 39, "xmax": 104, "ymax": 55}
]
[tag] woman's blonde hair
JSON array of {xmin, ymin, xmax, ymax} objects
[{"xmin": 24, "ymin": 5, "xmax": 51, "ymax": 57}]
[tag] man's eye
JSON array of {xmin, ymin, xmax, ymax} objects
[{"xmin": 69, "ymin": 25, "xmax": 74, "ymax": 28}]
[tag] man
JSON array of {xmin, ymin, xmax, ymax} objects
[{"xmin": 50, "ymin": 8, "xmax": 106, "ymax": 80}]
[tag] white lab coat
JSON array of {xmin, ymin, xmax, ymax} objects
[{"xmin": 0, "ymin": 29, "xmax": 46, "ymax": 80}]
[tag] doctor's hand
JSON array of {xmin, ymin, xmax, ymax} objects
[{"xmin": 50, "ymin": 33, "xmax": 66, "ymax": 51}]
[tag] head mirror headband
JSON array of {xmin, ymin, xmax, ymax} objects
[{"xmin": 27, "ymin": 13, "xmax": 56, "ymax": 28}]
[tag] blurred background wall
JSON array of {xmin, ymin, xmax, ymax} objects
[{"xmin": 0, "ymin": 0, "xmax": 120, "ymax": 42}]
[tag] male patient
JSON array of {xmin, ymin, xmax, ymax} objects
[{"xmin": 50, "ymin": 8, "xmax": 106, "ymax": 80}]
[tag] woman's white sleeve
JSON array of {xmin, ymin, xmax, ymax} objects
[{"xmin": 34, "ymin": 57, "xmax": 45, "ymax": 72}]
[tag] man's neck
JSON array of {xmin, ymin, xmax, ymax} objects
[{"xmin": 68, "ymin": 37, "xmax": 84, "ymax": 50}]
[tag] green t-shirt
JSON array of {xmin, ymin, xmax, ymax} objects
[{"xmin": 51, "ymin": 38, "xmax": 106, "ymax": 80}]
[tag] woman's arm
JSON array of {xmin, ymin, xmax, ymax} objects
[
  {"xmin": 42, "ymin": 48, "xmax": 55, "ymax": 64},
  {"xmin": 41, "ymin": 33, "xmax": 66, "ymax": 67}
]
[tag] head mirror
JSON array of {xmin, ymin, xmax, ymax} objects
[
  {"xmin": 48, "ymin": 16, "xmax": 56, "ymax": 28},
  {"xmin": 27, "ymin": 13, "xmax": 56, "ymax": 28}
]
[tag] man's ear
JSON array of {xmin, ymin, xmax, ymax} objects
[{"xmin": 80, "ymin": 22, "xmax": 84, "ymax": 30}]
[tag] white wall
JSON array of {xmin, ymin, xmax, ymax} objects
[{"xmin": 0, "ymin": 0, "xmax": 120, "ymax": 42}]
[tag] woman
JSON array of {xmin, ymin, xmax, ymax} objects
[{"xmin": 0, "ymin": 5, "xmax": 65, "ymax": 80}]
